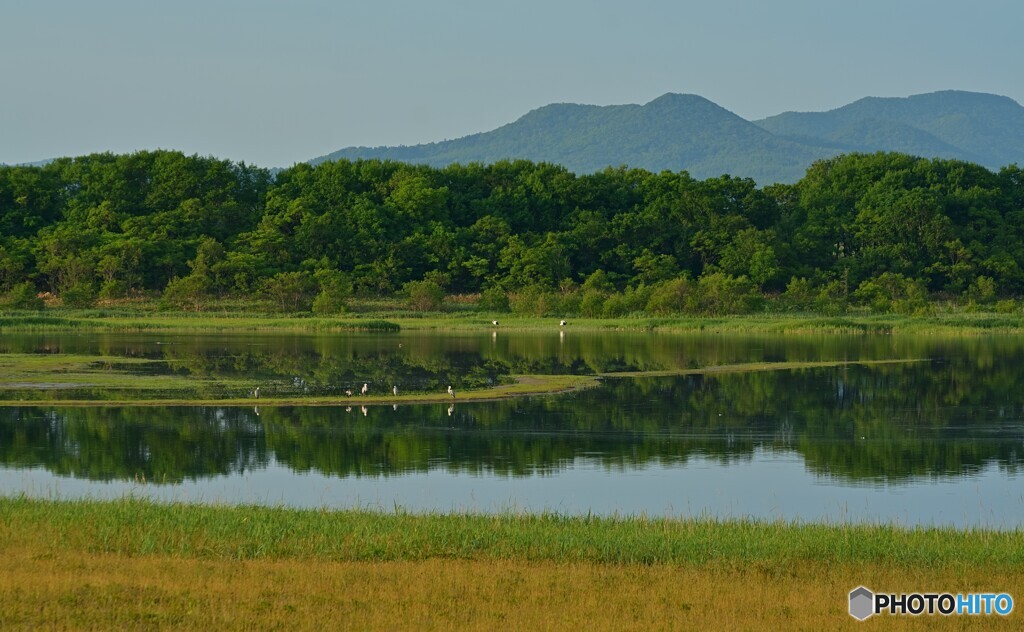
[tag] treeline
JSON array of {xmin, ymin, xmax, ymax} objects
[{"xmin": 2, "ymin": 150, "xmax": 1024, "ymax": 314}]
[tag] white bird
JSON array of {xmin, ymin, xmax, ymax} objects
[
  {"xmin": 559, "ymin": 320, "xmax": 567, "ymax": 326},
  {"xmin": 447, "ymin": 385, "xmax": 455, "ymax": 399},
  {"xmin": 345, "ymin": 389, "xmax": 352, "ymax": 397},
  {"xmin": 361, "ymin": 383, "xmax": 368, "ymax": 395},
  {"xmin": 253, "ymin": 387, "xmax": 260, "ymax": 399},
  {"xmin": 393, "ymin": 385, "xmax": 399, "ymax": 396},
  {"xmin": 492, "ymin": 320, "xmax": 499, "ymax": 326}
]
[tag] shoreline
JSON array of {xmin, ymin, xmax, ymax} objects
[
  {"xmin": 6, "ymin": 496, "xmax": 1020, "ymax": 628},
  {"xmin": 0, "ymin": 359, "xmax": 924, "ymax": 407},
  {"xmin": 4, "ymin": 495, "xmax": 1020, "ymax": 558},
  {"xmin": 6, "ymin": 309, "xmax": 1024, "ymax": 335}
]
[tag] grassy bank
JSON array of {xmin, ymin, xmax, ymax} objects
[
  {"xmin": 6, "ymin": 307, "xmax": 1024, "ymax": 334},
  {"xmin": 4, "ymin": 496, "xmax": 1020, "ymax": 565},
  {"xmin": 0, "ymin": 370, "xmax": 599, "ymax": 407},
  {"xmin": 1, "ymin": 496, "xmax": 1021, "ymax": 630},
  {"xmin": 0, "ymin": 352, "xmax": 917, "ymax": 406}
]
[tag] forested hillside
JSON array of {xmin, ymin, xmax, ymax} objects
[
  {"xmin": 317, "ymin": 91, "xmax": 1024, "ymax": 184},
  {"xmin": 2, "ymin": 150, "xmax": 1023, "ymax": 315},
  {"xmin": 755, "ymin": 91, "xmax": 1024, "ymax": 170},
  {"xmin": 318, "ymin": 94, "xmax": 827, "ymax": 184}
]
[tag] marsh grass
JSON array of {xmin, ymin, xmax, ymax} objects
[
  {"xmin": 2, "ymin": 497, "xmax": 1021, "ymax": 630},
  {"xmin": 6, "ymin": 307, "xmax": 1024, "ymax": 335},
  {"xmin": 0, "ymin": 311, "xmax": 400, "ymax": 332},
  {"xmin": 0, "ymin": 363, "xmax": 597, "ymax": 405},
  {"xmin": 0, "ymin": 353, "xmax": 918, "ymax": 406},
  {"xmin": 3, "ymin": 496, "xmax": 1020, "ymax": 567}
]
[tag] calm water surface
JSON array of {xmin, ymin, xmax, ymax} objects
[{"xmin": 1, "ymin": 331, "xmax": 1022, "ymax": 527}]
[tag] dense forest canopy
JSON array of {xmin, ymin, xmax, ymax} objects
[{"xmin": 2, "ymin": 150, "xmax": 1023, "ymax": 315}]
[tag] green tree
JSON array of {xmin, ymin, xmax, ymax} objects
[
  {"xmin": 262, "ymin": 271, "xmax": 316, "ymax": 312},
  {"xmin": 2, "ymin": 282, "xmax": 43, "ymax": 309},
  {"xmin": 161, "ymin": 275, "xmax": 209, "ymax": 311},
  {"xmin": 311, "ymin": 268, "xmax": 353, "ymax": 315},
  {"xmin": 404, "ymin": 279, "xmax": 445, "ymax": 312}
]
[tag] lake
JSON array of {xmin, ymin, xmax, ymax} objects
[{"xmin": 1, "ymin": 331, "xmax": 1022, "ymax": 527}]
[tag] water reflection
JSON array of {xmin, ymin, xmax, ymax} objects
[
  {"xmin": 2, "ymin": 330, "xmax": 1021, "ymax": 402},
  {"xmin": 3, "ymin": 332, "xmax": 1024, "ymax": 524},
  {"xmin": 2, "ymin": 363, "xmax": 1022, "ymax": 485}
]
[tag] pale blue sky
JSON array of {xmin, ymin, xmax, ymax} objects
[{"xmin": 2, "ymin": 0, "xmax": 1021, "ymax": 167}]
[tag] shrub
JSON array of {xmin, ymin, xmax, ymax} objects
[
  {"xmin": 3, "ymin": 282, "xmax": 43, "ymax": 309},
  {"xmin": 312, "ymin": 291, "xmax": 347, "ymax": 315},
  {"xmin": 262, "ymin": 271, "xmax": 316, "ymax": 312},
  {"xmin": 509, "ymin": 286, "xmax": 557, "ymax": 316},
  {"xmin": 646, "ymin": 278, "xmax": 692, "ymax": 315},
  {"xmin": 312, "ymin": 269, "xmax": 353, "ymax": 314},
  {"xmin": 98, "ymin": 279, "xmax": 129, "ymax": 300},
  {"xmin": 405, "ymin": 279, "xmax": 445, "ymax": 312},
  {"xmin": 965, "ymin": 276, "xmax": 997, "ymax": 305},
  {"xmin": 557, "ymin": 291, "xmax": 581, "ymax": 316},
  {"xmin": 693, "ymin": 273, "xmax": 762, "ymax": 315},
  {"xmin": 580, "ymin": 289, "xmax": 606, "ymax": 317},
  {"xmin": 780, "ymin": 277, "xmax": 815, "ymax": 311},
  {"xmin": 813, "ymin": 280, "xmax": 848, "ymax": 316},
  {"xmin": 854, "ymin": 273, "xmax": 928, "ymax": 314},
  {"xmin": 601, "ymin": 293, "xmax": 629, "ymax": 317},
  {"xmin": 60, "ymin": 282, "xmax": 97, "ymax": 309},
  {"xmin": 995, "ymin": 299, "xmax": 1018, "ymax": 314},
  {"xmin": 478, "ymin": 286, "xmax": 510, "ymax": 312},
  {"xmin": 161, "ymin": 275, "xmax": 210, "ymax": 311}
]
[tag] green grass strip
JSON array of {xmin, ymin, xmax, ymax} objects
[
  {"xmin": 0, "ymin": 375, "xmax": 598, "ymax": 407},
  {"xmin": 1, "ymin": 496, "xmax": 1020, "ymax": 568},
  {"xmin": 7, "ymin": 309, "xmax": 1024, "ymax": 334}
]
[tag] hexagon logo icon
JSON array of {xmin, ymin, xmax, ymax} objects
[{"xmin": 849, "ymin": 586, "xmax": 874, "ymax": 621}]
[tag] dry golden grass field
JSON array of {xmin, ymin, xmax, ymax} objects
[
  {"xmin": 2, "ymin": 551, "xmax": 1022, "ymax": 631},
  {"xmin": 1, "ymin": 497, "xmax": 1021, "ymax": 630}
]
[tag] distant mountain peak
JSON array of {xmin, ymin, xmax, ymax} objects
[
  {"xmin": 645, "ymin": 92, "xmax": 712, "ymax": 105},
  {"xmin": 314, "ymin": 90, "xmax": 1024, "ymax": 184}
]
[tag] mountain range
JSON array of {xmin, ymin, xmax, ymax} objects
[{"xmin": 315, "ymin": 90, "xmax": 1024, "ymax": 184}]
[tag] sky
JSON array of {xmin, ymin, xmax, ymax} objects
[{"xmin": 2, "ymin": 0, "xmax": 1022, "ymax": 168}]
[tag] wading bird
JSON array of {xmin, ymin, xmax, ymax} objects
[
  {"xmin": 254, "ymin": 387, "xmax": 260, "ymax": 399},
  {"xmin": 393, "ymin": 385, "xmax": 399, "ymax": 396},
  {"xmin": 492, "ymin": 320, "xmax": 499, "ymax": 326},
  {"xmin": 361, "ymin": 383, "xmax": 369, "ymax": 395},
  {"xmin": 559, "ymin": 320, "xmax": 567, "ymax": 326},
  {"xmin": 447, "ymin": 385, "xmax": 455, "ymax": 399},
  {"xmin": 345, "ymin": 389, "xmax": 352, "ymax": 397}
]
